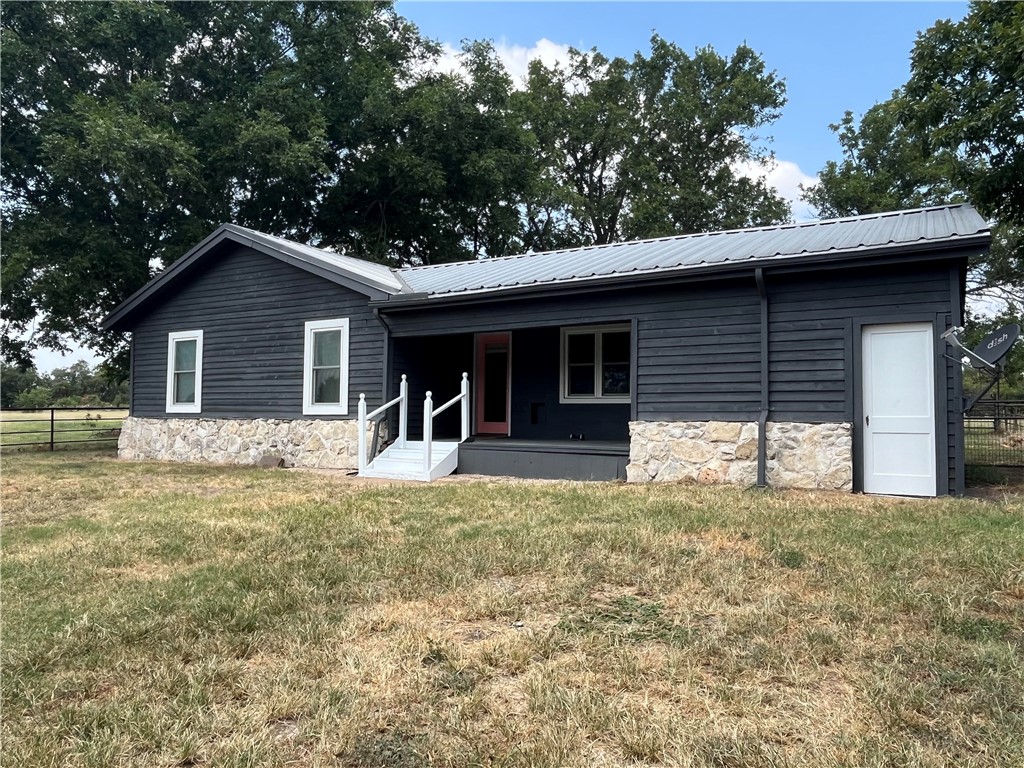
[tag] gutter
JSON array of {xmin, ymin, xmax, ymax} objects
[{"xmin": 755, "ymin": 268, "xmax": 769, "ymax": 489}]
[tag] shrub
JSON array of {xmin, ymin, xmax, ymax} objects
[{"xmin": 12, "ymin": 387, "xmax": 54, "ymax": 409}]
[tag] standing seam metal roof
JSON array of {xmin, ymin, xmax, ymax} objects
[
  {"xmin": 393, "ymin": 204, "xmax": 988, "ymax": 298},
  {"xmin": 100, "ymin": 204, "xmax": 991, "ymax": 331}
]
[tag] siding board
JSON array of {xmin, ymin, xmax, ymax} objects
[{"xmin": 131, "ymin": 244, "xmax": 385, "ymax": 419}]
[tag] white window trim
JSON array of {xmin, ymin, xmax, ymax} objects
[
  {"xmin": 559, "ymin": 323, "xmax": 631, "ymax": 404},
  {"xmin": 166, "ymin": 330, "xmax": 203, "ymax": 414},
  {"xmin": 303, "ymin": 318, "xmax": 350, "ymax": 416}
]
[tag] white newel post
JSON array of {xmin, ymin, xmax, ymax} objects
[
  {"xmin": 460, "ymin": 372, "xmax": 470, "ymax": 442},
  {"xmin": 357, "ymin": 393, "xmax": 367, "ymax": 473},
  {"xmin": 423, "ymin": 391, "xmax": 433, "ymax": 478},
  {"xmin": 398, "ymin": 375, "xmax": 408, "ymax": 449}
]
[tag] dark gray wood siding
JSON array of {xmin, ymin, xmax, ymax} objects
[
  {"xmin": 390, "ymin": 334, "xmax": 474, "ymax": 439},
  {"xmin": 381, "ymin": 257, "xmax": 965, "ymax": 494},
  {"xmin": 767, "ymin": 264, "xmax": 955, "ymax": 421},
  {"xmin": 383, "ymin": 279, "xmax": 762, "ymax": 423},
  {"xmin": 391, "ymin": 329, "xmax": 630, "ymax": 441},
  {"xmin": 131, "ymin": 244, "xmax": 385, "ymax": 419}
]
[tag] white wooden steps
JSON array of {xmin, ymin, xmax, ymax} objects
[
  {"xmin": 360, "ymin": 440, "xmax": 460, "ymax": 481},
  {"xmin": 356, "ymin": 373, "xmax": 469, "ymax": 482}
]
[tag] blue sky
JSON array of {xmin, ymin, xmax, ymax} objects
[
  {"xmin": 398, "ymin": 0, "xmax": 969, "ymax": 217},
  {"xmin": 35, "ymin": 1, "xmax": 969, "ymax": 372}
]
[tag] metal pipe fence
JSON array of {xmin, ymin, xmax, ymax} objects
[
  {"xmin": 0, "ymin": 407, "xmax": 127, "ymax": 451},
  {"xmin": 964, "ymin": 399, "xmax": 1024, "ymax": 468}
]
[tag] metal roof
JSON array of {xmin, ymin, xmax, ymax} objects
[
  {"xmin": 394, "ymin": 204, "xmax": 989, "ymax": 300},
  {"xmin": 223, "ymin": 225, "xmax": 405, "ymax": 294},
  {"xmin": 101, "ymin": 204, "xmax": 990, "ymax": 330}
]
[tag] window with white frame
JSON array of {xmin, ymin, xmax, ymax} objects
[
  {"xmin": 560, "ymin": 324, "xmax": 631, "ymax": 403},
  {"xmin": 166, "ymin": 330, "xmax": 203, "ymax": 413},
  {"xmin": 303, "ymin": 318, "xmax": 350, "ymax": 415}
]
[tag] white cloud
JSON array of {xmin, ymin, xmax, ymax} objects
[
  {"xmin": 433, "ymin": 38, "xmax": 574, "ymax": 89},
  {"xmin": 735, "ymin": 158, "xmax": 820, "ymax": 222},
  {"xmin": 33, "ymin": 341, "xmax": 103, "ymax": 374}
]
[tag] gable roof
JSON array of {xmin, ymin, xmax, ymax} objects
[
  {"xmin": 101, "ymin": 224, "xmax": 404, "ymax": 331},
  {"xmin": 102, "ymin": 204, "xmax": 988, "ymax": 330},
  {"xmin": 393, "ymin": 204, "xmax": 988, "ymax": 301}
]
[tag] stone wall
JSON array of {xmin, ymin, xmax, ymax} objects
[
  {"xmin": 117, "ymin": 416, "xmax": 366, "ymax": 469},
  {"xmin": 626, "ymin": 420, "xmax": 852, "ymax": 491}
]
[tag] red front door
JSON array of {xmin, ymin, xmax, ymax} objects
[{"xmin": 475, "ymin": 333, "xmax": 510, "ymax": 435}]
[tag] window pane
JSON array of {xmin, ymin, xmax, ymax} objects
[
  {"xmin": 313, "ymin": 367, "xmax": 341, "ymax": 404},
  {"xmin": 602, "ymin": 331, "xmax": 629, "ymax": 364},
  {"xmin": 568, "ymin": 364, "xmax": 595, "ymax": 396},
  {"xmin": 567, "ymin": 333, "xmax": 595, "ymax": 365},
  {"xmin": 483, "ymin": 348, "xmax": 508, "ymax": 423},
  {"xmin": 174, "ymin": 339, "xmax": 196, "ymax": 372},
  {"xmin": 313, "ymin": 330, "xmax": 341, "ymax": 367},
  {"xmin": 174, "ymin": 372, "xmax": 195, "ymax": 404},
  {"xmin": 602, "ymin": 363, "xmax": 630, "ymax": 396}
]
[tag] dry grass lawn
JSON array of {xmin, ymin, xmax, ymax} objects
[{"xmin": 2, "ymin": 452, "xmax": 1023, "ymax": 767}]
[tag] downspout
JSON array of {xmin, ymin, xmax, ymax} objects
[
  {"xmin": 373, "ymin": 307, "xmax": 393, "ymax": 401},
  {"xmin": 755, "ymin": 268, "xmax": 770, "ymax": 488}
]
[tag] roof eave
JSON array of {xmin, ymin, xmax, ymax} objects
[
  {"xmin": 101, "ymin": 226, "xmax": 398, "ymax": 332},
  {"xmin": 372, "ymin": 234, "xmax": 989, "ymax": 311}
]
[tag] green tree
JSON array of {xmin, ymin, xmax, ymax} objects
[
  {"xmin": 518, "ymin": 36, "xmax": 790, "ymax": 250},
  {"xmin": 0, "ymin": 364, "xmax": 41, "ymax": 409},
  {"xmin": 905, "ymin": 1, "xmax": 1024, "ymax": 227},
  {"xmin": 803, "ymin": 3, "xmax": 1023, "ymax": 309},
  {"xmin": 1, "ymin": 1, "xmax": 428, "ymax": 368},
  {"xmin": 12, "ymin": 386, "xmax": 54, "ymax": 410},
  {"xmin": 323, "ymin": 40, "xmax": 537, "ymax": 264},
  {"xmin": 802, "ymin": 99, "xmax": 962, "ymax": 220}
]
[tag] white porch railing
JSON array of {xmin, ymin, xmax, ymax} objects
[
  {"xmin": 357, "ymin": 374, "xmax": 408, "ymax": 473},
  {"xmin": 423, "ymin": 372, "xmax": 470, "ymax": 476}
]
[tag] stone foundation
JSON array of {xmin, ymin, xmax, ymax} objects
[
  {"xmin": 117, "ymin": 416, "xmax": 366, "ymax": 469},
  {"xmin": 626, "ymin": 420, "xmax": 852, "ymax": 491}
]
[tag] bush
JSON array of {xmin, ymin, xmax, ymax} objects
[{"xmin": 13, "ymin": 387, "xmax": 54, "ymax": 409}]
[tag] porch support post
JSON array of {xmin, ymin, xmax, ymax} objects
[
  {"xmin": 357, "ymin": 394, "xmax": 367, "ymax": 474},
  {"xmin": 423, "ymin": 391, "xmax": 433, "ymax": 478},
  {"xmin": 398, "ymin": 375, "xmax": 408, "ymax": 448},
  {"xmin": 460, "ymin": 372, "xmax": 470, "ymax": 442}
]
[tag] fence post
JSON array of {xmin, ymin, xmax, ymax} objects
[{"xmin": 49, "ymin": 408, "xmax": 55, "ymax": 451}]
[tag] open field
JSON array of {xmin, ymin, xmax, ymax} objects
[
  {"xmin": 0, "ymin": 409, "xmax": 127, "ymax": 450},
  {"xmin": 3, "ymin": 452, "xmax": 1023, "ymax": 767}
]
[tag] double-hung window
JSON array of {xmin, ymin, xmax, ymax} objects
[
  {"xmin": 560, "ymin": 324, "xmax": 631, "ymax": 403},
  {"xmin": 166, "ymin": 330, "xmax": 203, "ymax": 413},
  {"xmin": 303, "ymin": 318, "xmax": 350, "ymax": 415}
]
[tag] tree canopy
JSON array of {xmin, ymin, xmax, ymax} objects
[
  {"xmin": 2, "ymin": 1, "xmax": 790, "ymax": 371},
  {"xmin": 519, "ymin": 37, "xmax": 789, "ymax": 251},
  {"xmin": 804, "ymin": 2, "xmax": 1023, "ymax": 311}
]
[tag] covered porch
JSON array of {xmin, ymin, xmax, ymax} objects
[{"xmin": 385, "ymin": 325, "xmax": 633, "ymax": 480}]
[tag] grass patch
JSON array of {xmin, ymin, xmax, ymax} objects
[
  {"xmin": 0, "ymin": 408, "xmax": 126, "ymax": 451},
  {"xmin": 3, "ymin": 452, "xmax": 1023, "ymax": 766}
]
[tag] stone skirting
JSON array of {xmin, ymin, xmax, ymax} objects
[
  {"xmin": 626, "ymin": 420, "xmax": 852, "ymax": 491},
  {"xmin": 117, "ymin": 416, "xmax": 365, "ymax": 469}
]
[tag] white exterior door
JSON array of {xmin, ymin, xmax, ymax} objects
[{"xmin": 862, "ymin": 323, "xmax": 937, "ymax": 496}]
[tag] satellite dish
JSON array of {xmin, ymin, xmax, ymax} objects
[{"xmin": 969, "ymin": 323, "xmax": 1020, "ymax": 369}]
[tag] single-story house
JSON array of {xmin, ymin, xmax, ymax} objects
[{"xmin": 101, "ymin": 204, "xmax": 990, "ymax": 496}]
